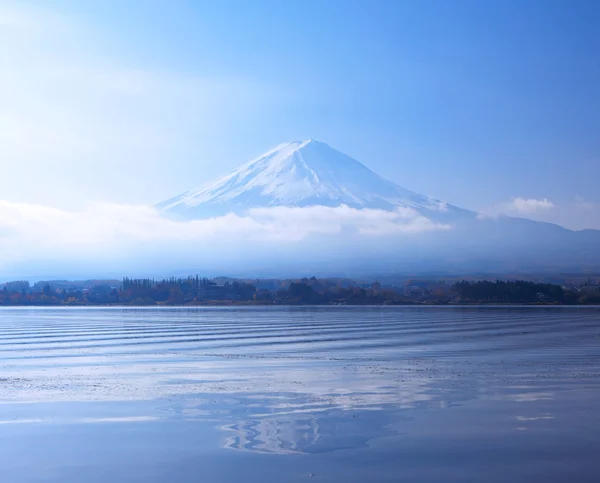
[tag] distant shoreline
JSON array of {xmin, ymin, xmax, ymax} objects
[
  {"xmin": 3, "ymin": 278, "xmax": 599, "ymax": 306},
  {"xmin": 1, "ymin": 301, "xmax": 599, "ymax": 308}
]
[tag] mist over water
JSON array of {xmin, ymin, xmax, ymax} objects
[{"xmin": 0, "ymin": 307, "xmax": 599, "ymax": 482}]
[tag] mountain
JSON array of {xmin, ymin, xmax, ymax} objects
[
  {"xmin": 158, "ymin": 139, "xmax": 473, "ymax": 221},
  {"xmin": 158, "ymin": 139, "xmax": 600, "ymax": 274}
]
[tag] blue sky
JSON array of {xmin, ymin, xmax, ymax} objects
[{"xmin": 1, "ymin": 0, "xmax": 599, "ymax": 229}]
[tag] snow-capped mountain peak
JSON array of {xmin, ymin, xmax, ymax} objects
[{"xmin": 158, "ymin": 139, "xmax": 470, "ymax": 219}]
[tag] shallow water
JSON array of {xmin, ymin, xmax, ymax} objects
[{"xmin": 0, "ymin": 306, "xmax": 599, "ymax": 482}]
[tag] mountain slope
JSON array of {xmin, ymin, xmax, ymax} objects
[
  {"xmin": 158, "ymin": 139, "xmax": 473, "ymax": 220},
  {"xmin": 156, "ymin": 139, "xmax": 600, "ymax": 273}
]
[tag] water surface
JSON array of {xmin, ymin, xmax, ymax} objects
[{"xmin": 0, "ymin": 307, "xmax": 599, "ymax": 482}]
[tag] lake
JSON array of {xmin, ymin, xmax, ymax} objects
[{"xmin": 0, "ymin": 306, "xmax": 599, "ymax": 482}]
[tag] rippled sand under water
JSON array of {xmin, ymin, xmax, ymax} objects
[{"xmin": 0, "ymin": 306, "xmax": 599, "ymax": 482}]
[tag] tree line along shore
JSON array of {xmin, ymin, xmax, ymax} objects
[{"xmin": 0, "ymin": 276, "xmax": 599, "ymax": 306}]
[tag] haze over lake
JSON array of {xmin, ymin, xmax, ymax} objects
[{"xmin": 1, "ymin": 307, "xmax": 599, "ymax": 482}]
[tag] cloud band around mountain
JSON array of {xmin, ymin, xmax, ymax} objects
[{"xmin": 0, "ymin": 201, "xmax": 451, "ymax": 271}]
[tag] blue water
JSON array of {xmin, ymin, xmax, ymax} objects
[{"xmin": 0, "ymin": 307, "xmax": 599, "ymax": 482}]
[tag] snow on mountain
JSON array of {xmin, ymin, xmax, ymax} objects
[
  {"xmin": 152, "ymin": 138, "xmax": 600, "ymax": 273},
  {"xmin": 158, "ymin": 139, "xmax": 473, "ymax": 220}
]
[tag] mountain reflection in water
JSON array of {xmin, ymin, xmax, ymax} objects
[{"xmin": 0, "ymin": 307, "xmax": 599, "ymax": 483}]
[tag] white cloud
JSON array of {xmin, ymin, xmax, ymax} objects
[
  {"xmin": 479, "ymin": 196, "xmax": 599, "ymax": 230},
  {"xmin": 0, "ymin": 201, "xmax": 450, "ymax": 276},
  {"xmin": 479, "ymin": 197, "xmax": 555, "ymax": 219},
  {"xmin": 426, "ymin": 200, "xmax": 449, "ymax": 213},
  {"xmin": 247, "ymin": 205, "xmax": 450, "ymax": 240},
  {"xmin": 509, "ymin": 197, "xmax": 554, "ymax": 214}
]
